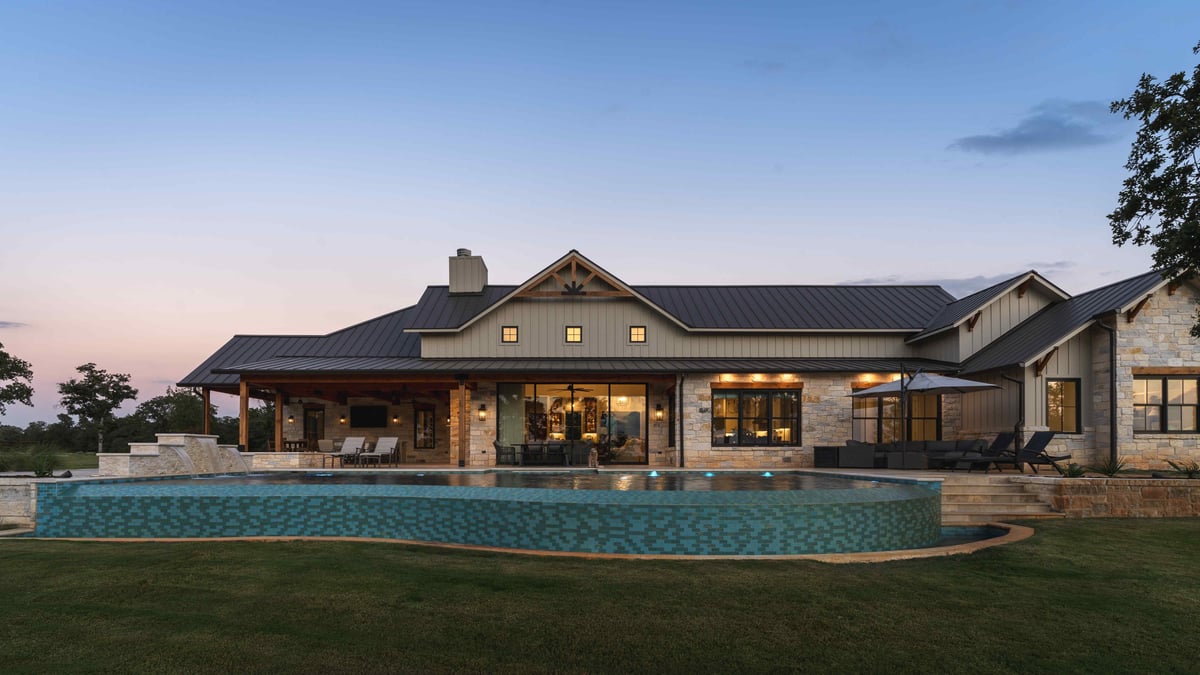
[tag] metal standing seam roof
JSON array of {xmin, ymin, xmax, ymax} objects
[
  {"xmin": 177, "ymin": 306, "xmax": 420, "ymax": 388},
  {"xmin": 960, "ymin": 270, "xmax": 1168, "ymax": 374},
  {"xmin": 405, "ymin": 284, "xmax": 956, "ymax": 331},
  {"xmin": 216, "ymin": 356, "xmax": 959, "ymax": 375}
]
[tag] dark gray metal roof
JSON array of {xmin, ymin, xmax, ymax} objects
[
  {"xmin": 218, "ymin": 356, "xmax": 957, "ymax": 375},
  {"xmin": 406, "ymin": 284, "xmax": 956, "ymax": 332},
  {"xmin": 177, "ymin": 307, "xmax": 420, "ymax": 388},
  {"xmin": 635, "ymin": 285, "xmax": 955, "ymax": 330},
  {"xmin": 405, "ymin": 285, "xmax": 518, "ymax": 330},
  {"xmin": 960, "ymin": 270, "xmax": 1167, "ymax": 374},
  {"xmin": 908, "ymin": 272, "xmax": 1032, "ymax": 342}
]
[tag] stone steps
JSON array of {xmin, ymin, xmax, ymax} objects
[{"xmin": 940, "ymin": 474, "xmax": 1062, "ymax": 524}]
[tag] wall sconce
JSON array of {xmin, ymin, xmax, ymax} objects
[
  {"xmin": 392, "ymin": 414, "xmax": 399, "ymax": 424},
  {"xmin": 339, "ymin": 413, "xmax": 347, "ymax": 425},
  {"xmin": 654, "ymin": 403, "xmax": 664, "ymax": 421},
  {"xmin": 478, "ymin": 404, "xmax": 488, "ymax": 421},
  {"xmin": 287, "ymin": 414, "xmax": 295, "ymax": 424}
]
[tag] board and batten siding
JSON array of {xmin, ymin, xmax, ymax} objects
[
  {"xmin": 1029, "ymin": 330, "xmax": 1094, "ymax": 430},
  {"xmin": 419, "ymin": 297, "xmax": 921, "ymax": 360},
  {"xmin": 960, "ymin": 285, "xmax": 1056, "ymax": 360},
  {"xmin": 914, "ymin": 331, "xmax": 959, "ymax": 363},
  {"xmin": 959, "ymin": 369, "xmax": 1021, "ymax": 434}
]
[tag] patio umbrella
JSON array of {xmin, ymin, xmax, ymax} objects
[{"xmin": 848, "ymin": 372, "xmax": 1000, "ymax": 398}]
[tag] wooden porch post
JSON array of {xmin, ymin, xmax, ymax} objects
[
  {"xmin": 239, "ymin": 380, "xmax": 250, "ymax": 451},
  {"xmin": 457, "ymin": 377, "xmax": 468, "ymax": 467},
  {"xmin": 201, "ymin": 387, "xmax": 212, "ymax": 435},
  {"xmin": 274, "ymin": 392, "xmax": 285, "ymax": 452}
]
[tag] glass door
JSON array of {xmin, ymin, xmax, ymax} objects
[{"xmin": 304, "ymin": 409, "xmax": 325, "ymax": 450}]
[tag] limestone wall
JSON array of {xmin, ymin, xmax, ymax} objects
[
  {"xmin": 1014, "ymin": 475, "xmax": 1200, "ymax": 517},
  {"xmin": 0, "ymin": 478, "xmax": 37, "ymax": 527},
  {"xmin": 99, "ymin": 434, "xmax": 247, "ymax": 477},
  {"xmin": 1115, "ymin": 284, "xmax": 1200, "ymax": 469}
]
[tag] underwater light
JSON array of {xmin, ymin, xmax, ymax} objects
[
  {"xmin": 648, "ymin": 470, "xmax": 659, "ymax": 477},
  {"xmin": 704, "ymin": 472, "xmax": 714, "ymax": 477},
  {"xmin": 762, "ymin": 471, "xmax": 773, "ymax": 477}
]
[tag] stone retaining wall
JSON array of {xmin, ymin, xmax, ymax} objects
[
  {"xmin": 1013, "ymin": 476, "xmax": 1200, "ymax": 518},
  {"xmin": 0, "ymin": 478, "xmax": 38, "ymax": 527}
]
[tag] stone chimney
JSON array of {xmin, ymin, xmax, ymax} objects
[{"xmin": 449, "ymin": 248, "xmax": 488, "ymax": 295}]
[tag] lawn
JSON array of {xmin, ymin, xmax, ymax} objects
[{"xmin": 2, "ymin": 519, "xmax": 1198, "ymax": 674}]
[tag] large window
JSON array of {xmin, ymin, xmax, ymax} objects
[
  {"xmin": 495, "ymin": 383, "xmax": 648, "ymax": 463},
  {"xmin": 711, "ymin": 389, "xmax": 801, "ymax": 446},
  {"xmin": 1134, "ymin": 376, "xmax": 1199, "ymax": 432},
  {"xmin": 852, "ymin": 392, "xmax": 940, "ymax": 443},
  {"xmin": 414, "ymin": 408, "xmax": 436, "ymax": 449},
  {"xmin": 1046, "ymin": 379, "xmax": 1080, "ymax": 434}
]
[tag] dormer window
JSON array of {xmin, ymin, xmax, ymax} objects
[
  {"xmin": 565, "ymin": 326, "xmax": 582, "ymax": 344},
  {"xmin": 501, "ymin": 326, "xmax": 519, "ymax": 343}
]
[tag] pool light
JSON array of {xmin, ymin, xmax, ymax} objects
[
  {"xmin": 648, "ymin": 470, "xmax": 659, "ymax": 477},
  {"xmin": 762, "ymin": 471, "xmax": 773, "ymax": 477}
]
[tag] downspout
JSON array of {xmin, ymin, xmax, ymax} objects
[{"xmin": 1095, "ymin": 318, "xmax": 1119, "ymax": 462}]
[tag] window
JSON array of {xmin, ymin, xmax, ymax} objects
[
  {"xmin": 852, "ymin": 392, "xmax": 940, "ymax": 443},
  {"xmin": 501, "ymin": 326, "xmax": 519, "ymax": 343},
  {"xmin": 1046, "ymin": 379, "xmax": 1081, "ymax": 434},
  {"xmin": 629, "ymin": 326, "xmax": 646, "ymax": 343},
  {"xmin": 1134, "ymin": 376, "xmax": 1199, "ymax": 432},
  {"xmin": 414, "ymin": 408, "xmax": 436, "ymax": 449},
  {"xmin": 565, "ymin": 326, "xmax": 582, "ymax": 343},
  {"xmin": 711, "ymin": 389, "xmax": 801, "ymax": 446}
]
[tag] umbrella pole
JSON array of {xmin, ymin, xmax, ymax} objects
[{"xmin": 899, "ymin": 364, "xmax": 907, "ymax": 460}]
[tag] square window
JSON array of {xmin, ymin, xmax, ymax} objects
[
  {"xmin": 501, "ymin": 326, "xmax": 518, "ymax": 343},
  {"xmin": 565, "ymin": 326, "xmax": 582, "ymax": 343},
  {"xmin": 629, "ymin": 326, "xmax": 646, "ymax": 343}
]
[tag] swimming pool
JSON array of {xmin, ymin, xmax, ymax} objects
[{"xmin": 31, "ymin": 470, "xmax": 943, "ymax": 555}]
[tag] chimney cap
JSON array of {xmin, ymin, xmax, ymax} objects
[{"xmin": 456, "ymin": 248, "xmax": 472, "ymax": 257}]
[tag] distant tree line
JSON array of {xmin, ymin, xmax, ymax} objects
[{"xmin": 0, "ymin": 343, "xmax": 274, "ymax": 453}]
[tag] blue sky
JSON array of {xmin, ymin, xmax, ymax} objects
[{"xmin": 2, "ymin": 0, "xmax": 1197, "ymax": 426}]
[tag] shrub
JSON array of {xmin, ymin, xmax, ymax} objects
[
  {"xmin": 1166, "ymin": 459, "xmax": 1200, "ymax": 479},
  {"xmin": 1092, "ymin": 456, "xmax": 1128, "ymax": 477},
  {"xmin": 1056, "ymin": 462, "xmax": 1088, "ymax": 478},
  {"xmin": 0, "ymin": 452, "xmax": 13, "ymax": 473},
  {"xmin": 28, "ymin": 448, "xmax": 61, "ymax": 477}
]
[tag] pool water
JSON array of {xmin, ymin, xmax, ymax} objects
[{"xmin": 31, "ymin": 470, "xmax": 943, "ymax": 556}]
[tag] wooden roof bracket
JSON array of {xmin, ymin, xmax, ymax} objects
[
  {"xmin": 1017, "ymin": 280, "xmax": 1031, "ymax": 298},
  {"xmin": 966, "ymin": 311, "xmax": 982, "ymax": 332},
  {"xmin": 1034, "ymin": 348, "xmax": 1058, "ymax": 377},
  {"xmin": 1168, "ymin": 281, "xmax": 1180, "ymax": 296},
  {"xmin": 1126, "ymin": 295, "xmax": 1152, "ymax": 323}
]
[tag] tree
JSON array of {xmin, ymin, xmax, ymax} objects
[
  {"xmin": 57, "ymin": 363, "xmax": 138, "ymax": 453},
  {"xmin": 1109, "ymin": 40, "xmax": 1200, "ymax": 334},
  {"xmin": 0, "ymin": 341, "xmax": 34, "ymax": 417}
]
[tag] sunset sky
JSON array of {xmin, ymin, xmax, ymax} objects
[{"xmin": 2, "ymin": 1, "xmax": 1197, "ymax": 426}]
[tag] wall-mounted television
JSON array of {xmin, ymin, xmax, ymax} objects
[{"xmin": 350, "ymin": 405, "xmax": 389, "ymax": 428}]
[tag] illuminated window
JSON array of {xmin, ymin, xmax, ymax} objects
[
  {"xmin": 710, "ymin": 389, "xmax": 801, "ymax": 447},
  {"xmin": 565, "ymin": 326, "xmax": 582, "ymax": 343},
  {"xmin": 1046, "ymin": 379, "xmax": 1080, "ymax": 434},
  {"xmin": 852, "ymin": 392, "xmax": 940, "ymax": 443},
  {"xmin": 1135, "ymin": 376, "xmax": 1199, "ymax": 432},
  {"xmin": 629, "ymin": 326, "xmax": 646, "ymax": 343},
  {"xmin": 501, "ymin": 326, "xmax": 518, "ymax": 343}
]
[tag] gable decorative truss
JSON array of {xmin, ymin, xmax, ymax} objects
[{"xmin": 516, "ymin": 255, "xmax": 634, "ymax": 298}]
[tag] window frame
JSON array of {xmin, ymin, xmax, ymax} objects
[
  {"xmin": 628, "ymin": 325, "xmax": 646, "ymax": 344},
  {"xmin": 500, "ymin": 325, "xmax": 519, "ymax": 344},
  {"xmin": 564, "ymin": 325, "xmax": 583, "ymax": 344},
  {"xmin": 1134, "ymin": 376, "xmax": 1200, "ymax": 434},
  {"xmin": 851, "ymin": 390, "xmax": 942, "ymax": 443},
  {"xmin": 1046, "ymin": 378, "xmax": 1082, "ymax": 435},
  {"xmin": 709, "ymin": 388, "xmax": 802, "ymax": 447}
]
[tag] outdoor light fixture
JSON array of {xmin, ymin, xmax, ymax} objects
[
  {"xmin": 654, "ymin": 403, "xmax": 664, "ymax": 421},
  {"xmin": 478, "ymin": 404, "xmax": 488, "ymax": 421},
  {"xmin": 287, "ymin": 414, "xmax": 295, "ymax": 424},
  {"xmin": 392, "ymin": 414, "xmax": 399, "ymax": 424},
  {"xmin": 339, "ymin": 413, "xmax": 347, "ymax": 425}
]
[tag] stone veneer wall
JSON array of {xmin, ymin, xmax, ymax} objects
[
  {"xmin": 1115, "ymin": 284, "xmax": 1200, "ymax": 469},
  {"xmin": 1014, "ymin": 476, "xmax": 1200, "ymax": 517},
  {"xmin": 0, "ymin": 478, "xmax": 38, "ymax": 527},
  {"xmin": 285, "ymin": 396, "xmax": 451, "ymax": 464}
]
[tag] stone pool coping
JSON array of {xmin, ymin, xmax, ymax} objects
[{"xmin": 0, "ymin": 522, "xmax": 1032, "ymax": 564}]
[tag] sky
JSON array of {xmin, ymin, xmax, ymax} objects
[{"xmin": 1, "ymin": 0, "xmax": 1197, "ymax": 427}]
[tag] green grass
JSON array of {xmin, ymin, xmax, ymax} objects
[
  {"xmin": 2, "ymin": 519, "xmax": 1199, "ymax": 673},
  {"xmin": 0, "ymin": 452, "xmax": 97, "ymax": 473}
]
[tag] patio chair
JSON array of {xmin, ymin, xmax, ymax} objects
[
  {"xmin": 958, "ymin": 432, "xmax": 1017, "ymax": 473},
  {"xmin": 493, "ymin": 441, "xmax": 517, "ymax": 466},
  {"xmin": 332, "ymin": 437, "xmax": 365, "ymax": 467},
  {"xmin": 1016, "ymin": 431, "xmax": 1069, "ymax": 474},
  {"xmin": 360, "ymin": 437, "xmax": 398, "ymax": 466}
]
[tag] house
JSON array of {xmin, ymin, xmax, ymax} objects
[{"xmin": 178, "ymin": 249, "xmax": 1200, "ymax": 470}]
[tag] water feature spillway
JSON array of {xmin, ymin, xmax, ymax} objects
[{"xmin": 30, "ymin": 470, "xmax": 943, "ymax": 555}]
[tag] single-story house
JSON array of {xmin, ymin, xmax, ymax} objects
[{"xmin": 179, "ymin": 249, "xmax": 1200, "ymax": 470}]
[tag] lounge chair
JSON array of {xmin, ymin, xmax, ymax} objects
[
  {"xmin": 1016, "ymin": 431, "xmax": 1068, "ymax": 473},
  {"xmin": 360, "ymin": 437, "xmax": 398, "ymax": 466},
  {"xmin": 332, "ymin": 437, "xmax": 365, "ymax": 467},
  {"xmin": 958, "ymin": 432, "xmax": 1017, "ymax": 473}
]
